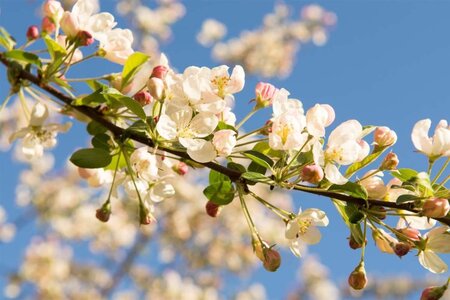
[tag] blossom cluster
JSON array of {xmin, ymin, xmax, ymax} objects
[{"xmin": 208, "ymin": 4, "xmax": 336, "ymax": 77}]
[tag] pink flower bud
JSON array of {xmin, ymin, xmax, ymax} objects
[
  {"xmin": 147, "ymin": 77, "xmax": 165, "ymax": 100},
  {"xmin": 26, "ymin": 26, "xmax": 39, "ymax": 40},
  {"xmin": 260, "ymin": 120, "xmax": 272, "ymax": 135},
  {"xmin": 42, "ymin": 0, "xmax": 63, "ymax": 23},
  {"xmin": 374, "ymin": 126, "xmax": 397, "ymax": 147},
  {"xmin": 422, "ymin": 198, "xmax": 450, "ymax": 218},
  {"xmin": 397, "ymin": 227, "xmax": 421, "ymax": 241},
  {"xmin": 380, "ymin": 152, "xmax": 399, "ymax": 170},
  {"xmin": 151, "ymin": 65, "xmax": 168, "ymax": 79},
  {"xmin": 172, "ymin": 161, "xmax": 189, "ymax": 176},
  {"xmin": 77, "ymin": 30, "xmax": 94, "ymax": 46},
  {"xmin": 205, "ymin": 201, "xmax": 221, "ymax": 217},
  {"xmin": 262, "ymin": 248, "xmax": 281, "ymax": 272},
  {"xmin": 133, "ymin": 91, "xmax": 152, "ymax": 106},
  {"xmin": 95, "ymin": 202, "xmax": 111, "ymax": 223},
  {"xmin": 301, "ymin": 164, "xmax": 324, "ymax": 184},
  {"xmin": 394, "ymin": 242, "xmax": 411, "ymax": 257},
  {"xmin": 41, "ymin": 17, "xmax": 56, "ymax": 34},
  {"xmin": 348, "ymin": 263, "xmax": 367, "ymax": 290},
  {"xmin": 420, "ymin": 285, "xmax": 448, "ymax": 300},
  {"xmin": 255, "ymin": 82, "xmax": 277, "ymax": 108},
  {"xmin": 60, "ymin": 11, "xmax": 79, "ymax": 38}
]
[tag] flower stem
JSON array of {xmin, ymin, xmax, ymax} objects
[
  {"xmin": 236, "ymin": 108, "xmax": 258, "ymax": 130},
  {"xmin": 249, "ymin": 190, "xmax": 293, "ymax": 220},
  {"xmin": 431, "ymin": 157, "xmax": 449, "ymax": 185}
]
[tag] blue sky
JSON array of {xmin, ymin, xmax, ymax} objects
[{"xmin": 0, "ymin": 1, "xmax": 449, "ymax": 299}]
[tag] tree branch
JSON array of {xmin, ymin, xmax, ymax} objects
[{"xmin": 1, "ymin": 53, "xmax": 449, "ymax": 226}]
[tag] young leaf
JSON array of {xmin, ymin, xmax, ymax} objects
[
  {"xmin": 73, "ymin": 88, "xmax": 107, "ymax": 107},
  {"xmin": 209, "ymin": 169, "xmax": 230, "ymax": 184},
  {"xmin": 344, "ymin": 203, "xmax": 365, "ymax": 223},
  {"xmin": 4, "ymin": 50, "xmax": 42, "ymax": 68},
  {"xmin": 241, "ymin": 172, "xmax": 276, "ymax": 185},
  {"xmin": 91, "ymin": 133, "xmax": 111, "ymax": 150},
  {"xmin": 43, "ymin": 35, "xmax": 66, "ymax": 60},
  {"xmin": 395, "ymin": 194, "xmax": 424, "ymax": 204},
  {"xmin": 252, "ymin": 141, "xmax": 283, "ymax": 158},
  {"xmin": 329, "ymin": 182, "xmax": 369, "ymax": 200},
  {"xmin": 0, "ymin": 27, "xmax": 16, "ymax": 50},
  {"xmin": 243, "ymin": 150, "xmax": 274, "ymax": 170},
  {"xmin": 87, "ymin": 121, "xmax": 107, "ymax": 135},
  {"xmin": 70, "ymin": 148, "xmax": 112, "ymax": 168},
  {"xmin": 247, "ymin": 161, "xmax": 266, "ymax": 175},
  {"xmin": 333, "ymin": 200, "xmax": 365, "ymax": 244},
  {"xmin": 203, "ymin": 181, "xmax": 235, "ymax": 205},
  {"xmin": 121, "ymin": 52, "xmax": 149, "ymax": 89},
  {"xmin": 391, "ymin": 168, "xmax": 419, "ymax": 182},
  {"xmin": 345, "ymin": 148, "xmax": 387, "ymax": 177},
  {"xmin": 227, "ymin": 162, "xmax": 246, "ymax": 173},
  {"xmin": 112, "ymin": 94, "xmax": 146, "ymax": 120}
]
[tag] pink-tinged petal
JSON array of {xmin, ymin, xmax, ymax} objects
[
  {"xmin": 411, "ymin": 119, "xmax": 433, "ymax": 155},
  {"xmin": 427, "ymin": 226, "xmax": 450, "ymax": 253},
  {"xmin": 418, "ymin": 250, "xmax": 448, "ymax": 274},
  {"xmin": 325, "ymin": 164, "xmax": 348, "ymax": 185}
]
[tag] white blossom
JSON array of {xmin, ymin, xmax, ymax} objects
[{"xmin": 411, "ymin": 119, "xmax": 450, "ymax": 159}]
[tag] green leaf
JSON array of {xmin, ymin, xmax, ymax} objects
[
  {"xmin": 86, "ymin": 80, "xmax": 108, "ymax": 91},
  {"xmin": 73, "ymin": 88, "xmax": 108, "ymax": 107},
  {"xmin": 43, "ymin": 35, "xmax": 67, "ymax": 61},
  {"xmin": 106, "ymin": 153, "xmax": 127, "ymax": 170},
  {"xmin": 4, "ymin": 50, "xmax": 42, "ymax": 68},
  {"xmin": 209, "ymin": 170, "xmax": 230, "ymax": 184},
  {"xmin": 241, "ymin": 172, "xmax": 276, "ymax": 184},
  {"xmin": 217, "ymin": 121, "xmax": 237, "ymax": 133},
  {"xmin": 345, "ymin": 148, "xmax": 387, "ymax": 177},
  {"xmin": 329, "ymin": 182, "xmax": 368, "ymax": 200},
  {"xmin": 247, "ymin": 161, "xmax": 266, "ymax": 175},
  {"xmin": 87, "ymin": 121, "xmax": 107, "ymax": 135},
  {"xmin": 243, "ymin": 150, "xmax": 274, "ymax": 170},
  {"xmin": 333, "ymin": 200, "xmax": 365, "ymax": 244},
  {"xmin": 70, "ymin": 148, "xmax": 112, "ymax": 168},
  {"xmin": 114, "ymin": 95, "xmax": 146, "ymax": 120},
  {"xmin": 203, "ymin": 181, "xmax": 235, "ymax": 205},
  {"xmin": 0, "ymin": 27, "xmax": 16, "ymax": 50},
  {"xmin": 391, "ymin": 168, "xmax": 419, "ymax": 182},
  {"xmin": 91, "ymin": 134, "xmax": 111, "ymax": 150},
  {"xmin": 227, "ymin": 162, "xmax": 246, "ymax": 173},
  {"xmin": 396, "ymin": 194, "xmax": 424, "ymax": 204},
  {"xmin": 121, "ymin": 52, "xmax": 149, "ymax": 89},
  {"xmin": 252, "ymin": 141, "xmax": 283, "ymax": 158},
  {"xmin": 345, "ymin": 203, "xmax": 365, "ymax": 223}
]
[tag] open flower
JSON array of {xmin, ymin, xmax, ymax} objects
[
  {"xmin": 285, "ymin": 208, "xmax": 329, "ymax": 257},
  {"xmin": 99, "ymin": 28, "xmax": 134, "ymax": 65},
  {"xmin": 411, "ymin": 119, "xmax": 450, "ymax": 160},
  {"xmin": 60, "ymin": 0, "xmax": 116, "ymax": 41},
  {"xmin": 323, "ymin": 120, "xmax": 369, "ymax": 184},
  {"xmin": 306, "ymin": 104, "xmax": 335, "ymax": 138},
  {"xmin": 9, "ymin": 103, "xmax": 71, "ymax": 160},
  {"xmin": 418, "ymin": 226, "xmax": 450, "ymax": 274},
  {"xmin": 156, "ymin": 105, "xmax": 218, "ymax": 162}
]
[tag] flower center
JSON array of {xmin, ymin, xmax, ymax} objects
[
  {"xmin": 297, "ymin": 217, "xmax": 312, "ymax": 235},
  {"xmin": 211, "ymin": 76, "xmax": 230, "ymax": 98}
]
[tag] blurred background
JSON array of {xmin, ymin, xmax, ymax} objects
[{"xmin": 0, "ymin": 0, "xmax": 449, "ymax": 299}]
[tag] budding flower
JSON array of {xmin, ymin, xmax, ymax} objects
[
  {"xmin": 172, "ymin": 161, "xmax": 189, "ymax": 176},
  {"xmin": 397, "ymin": 227, "xmax": 421, "ymax": 241},
  {"xmin": 262, "ymin": 247, "xmax": 281, "ymax": 272},
  {"xmin": 348, "ymin": 262, "xmax": 367, "ymax": 290},
  {"xmin": 422, "ymin": 198, "xmax": 450, "ymax": 218},
  {"xmin": 301, "ymin": 164, "xmax": 324, "ymax": 184},
  {"xmin": 151, "ymin": 65, "xmax": 168, "ymax": 79},
  {"xmin": 380, "ymin": 152, "xmax": 399, "ymax": 170},
  {"xmin": 420, "ymin": 284, "xmax": 449, "ymax": 300},
  {"xmin": 139, "ymin": 202, "xmax": 155, "ymax": 225},
  {"xmin": 255, "ymin": 82, "xmax": 277, "ymax": 108},
  {"xmin": 42, "ymin": 0, "xmax": 64, "ymax": 23},
  {"xmin": 95, "ymin": 202, "xmax": 111, "ymax": 223},
  {"xmin": 41, "ymin": 16, "xmax": 56, "ymax": 34},
  {"xmin": 77, "ymin": 30, "xmax": 94, "ymax": 46},
  {"xmin": 348, "ymin": 235, "xmax": 366, "ymax": 250},
  {"xmin": 394, "ymin": 242, "xmax": 411, "ymax": 257},
  {"xmin": 133, "ymin": 91, "xmax": 152, "ymax": 106},
  {"xmin": 205, "ymin": 201, "xmax": 221, "ymax": 217},
  {"xmin": 374, "ymin": 126, "xmax": 397, "ymax": 147},
  {"xmin": 26, "ymin": 26, "xmax": 39, "ymax": 40},
  {"xmin": 147, "ymin": 77, "xmax": 165, "ymax": 101}
]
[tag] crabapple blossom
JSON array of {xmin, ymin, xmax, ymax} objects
[
  {"xmin": 42, "ymin": 0, "xmax": 64, "ymax": 24},
  {"xmin": 9, "ymin": 103, "xmax": 71, "ymax": 160},
  {"xmin": 418, "ymin": 226, "xmax": 450, "ymax": 274},
  {"xmin": 254, "ymin": 82, "xmax": 277, "ymax": 108},
  {"xmin": 285, "ymin": 208, "xmax": 329, "ymax": 257},
  {"xmin": 99, "ymin": 28, "xmax": 134, "ymax": 64},
  {"xmin": 212, "ymin": 129, "xmax": 237, "ymax": 157},
  {"xmin": 130, "ymin": 147, "xmax": 159, "ymax": 182},
  {"xmin": 380, "ymin": 152, "xmax": 399, "ymax": 170},
  {"xmin": 411, "ymin": 119, "xmax": 450, "ymax": 159},
  {"xmin": 60, "ymin": 0, "xmax": 117, "ymax": 42},
  {"xmin": 359, "ymin": 170, "xmax": 388, "ymax": 199},
  {"xmin": 374, "ymin": 126, "xmax": 397, "ymax": 147},
  {"xmin": 306, "ymin": 104, "xmax": 335, "ymax": 138},
  {"xmin": 323, "ymin": 120, "xmax": 369, "ymax": 184},
  {"xmin": 373, "ymin": 228, "xmax": 397, "ymax": 254},
  {"xmin": 422, "ymin": 198, "xmax": 450, "ymax": 219},
  {"xmin": 301, "ymin": 164, "xmax": 324, "ymax": 184}
]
